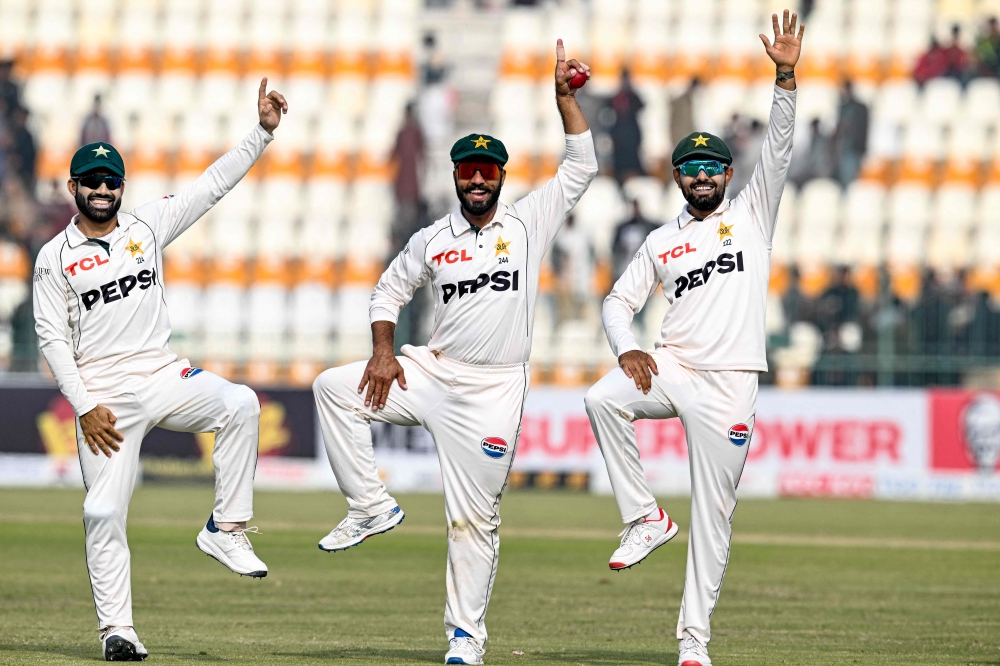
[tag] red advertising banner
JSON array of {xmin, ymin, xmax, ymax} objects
[{"xmin": 929, "ymin": 390, "xmax": 1000, "ymax": 473}]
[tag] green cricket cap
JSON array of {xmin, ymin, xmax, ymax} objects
[
  {"xmin": 671, "ymin": 132, "xmax": 732, "ymax": 167},
  {"xmin": 450, "ymin": 133, "xmax": 508, "ymax": 166},
  {"xmin": 70, "ymin": 142, "xmax": 126, "ymax": 178}
]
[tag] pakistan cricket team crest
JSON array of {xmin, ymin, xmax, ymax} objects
[{"xmin": 481, "ymin": 437, "xmax": 508, "ymax": 459}]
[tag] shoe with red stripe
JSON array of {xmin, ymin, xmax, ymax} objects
[
  {"xmin": 608, "ymin": 508, "xmax": 678, "ymax": 571},
  {"xmin": 678, "ymin": 635, "xmax": 711, "ymax": 665}
]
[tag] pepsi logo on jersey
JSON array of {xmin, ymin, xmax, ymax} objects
[
  {"xmin": 673, "ymin": 251, "xmax": 744, "ymax": 299},
  {"xmin": 481, "ymin": 437, "xmax": 508, "ymax": 459},
  {"xmin": 79, "ymin": 269, "xmax": 158, "ymax": 311},
  {"xmin": 728, "ymin": 423, "xmax": 750, "ymax": 447},
  {"xmin": 441, "ymin": 270, "xmax": 519, "ymax": 304},
  {"xmin": 181, "ymin": 367, "xmax": 203, "ymax": 379}
]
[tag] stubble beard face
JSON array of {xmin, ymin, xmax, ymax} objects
[
  {"xmin": 456, "ymin": 180, "xmax": 503, "ymax": 217},
  {"xmin": 75, "ymin": 189, "xmax": 122, "ymax": 224},
  {"xmin": 683, "ymin": 178, "xmax": 726, "ymax": 212}
]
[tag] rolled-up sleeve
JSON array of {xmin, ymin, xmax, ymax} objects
[{"xmin": 370, "ymin": 228, "xmax": 432, "ymax": 324}]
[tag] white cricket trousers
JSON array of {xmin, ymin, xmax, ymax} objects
[
  {"xmin": 313, "ymin": 345, "xmax": 529, "ymax": 645},
  {"xmin": 76, "ymin": 360, "xmax": 260, "ymax": 629},
  {"xmin": 584, "ymin": 350, "xmax": 757, "ymax": 647}
]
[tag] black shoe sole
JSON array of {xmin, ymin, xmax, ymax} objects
[
  {"xmin": 318, "ymin": 513, "xmax": 406, "ymax": 552},
  {"xmin": 104, "ymin": 636, "xmax": 146, "ymax": 661}
]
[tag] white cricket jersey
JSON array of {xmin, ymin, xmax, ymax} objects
[
  {"xmin": 603, "ymin": 85, "xmax": 796, "ymax": 372},
  {"xmin": 33, "ymin": 124, "xmax": 273, "ymax": 416},
  {"xmin": 370, "ymin": 130, "xmax": 598, "ymax": 366}
]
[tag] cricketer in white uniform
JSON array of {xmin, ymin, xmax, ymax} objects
[
  {"xmin": 584, "ymin": 13, "xmax": 804, "ymax": 666},
  {"xmin": 312, "ymin": 42, "xmax": 597, "ymax": 665},
  {"xmin": 32, "ymin": 80, "xmax": 288, "ymax": 662}
]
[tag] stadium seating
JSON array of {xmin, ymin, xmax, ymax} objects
[{"xmin": 4, "ymin": 0, "xmax": 999, "ymax": 387}]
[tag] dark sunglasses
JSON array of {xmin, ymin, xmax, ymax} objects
[
  {"xmin": 455, "ymin": 162, "xmax": 501, "ymax": 180},
  {"xmin": 678, "ymin": 160, "xmax": 727, "ymax": 178},
  {"xmin": 74, "ymin": 174, "xmax": 125, "ymax": 190}
]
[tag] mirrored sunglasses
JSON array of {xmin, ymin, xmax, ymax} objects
[
  {"xmin": 455, "ymin": 162, "xmax": 501, "ymax": 180},
  {"xmin": 678, "ymin": 160, "xmax": 727, "ymax": 178}
]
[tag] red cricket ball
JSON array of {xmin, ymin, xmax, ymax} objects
[{"xmin": 569, "ymin": 71, "xmax": 588, "ymax": 89}]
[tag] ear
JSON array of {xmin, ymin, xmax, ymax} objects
[
  {"xmin": 672, "ymin": 168, "xmax": 681, "ymax": 187},
  {"xmin": 500, "ymin": 169, "xmax": 506, "ymax": 187},
  {"xmin": 724, "ymin": 166, "xmax": 734, "ymax": 186},
  {"xmin": 67, "ymin": 179, "xmax": 77, "ymax": 197}
]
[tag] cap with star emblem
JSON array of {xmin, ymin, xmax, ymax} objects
[
  {"xmin": 671, "ymin": 131, "xmax": 732, "ymax": 167},
  {"xmin": 70, "ymin": 142, "xmax": 126, "ymax": 178},
  {"xmin": 450, "ymin": 133, "xmax": 508, "ymax": 166}
]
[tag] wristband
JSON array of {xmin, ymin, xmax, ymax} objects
[{"xmin": 776, "ymin": 69, "xmax": 795, "ymax": 82}]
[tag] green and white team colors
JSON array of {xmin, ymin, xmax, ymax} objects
[
  {"xmin": 586, "ymin": 85, "xmax": 796, "ymax": 648},
  {"xmin": 314, "ymin": 130, "xmax": 598, "ymax": 649},
  {"xmin": 32, "ymin": 124, "xmax": 274, "ymax": 630}
]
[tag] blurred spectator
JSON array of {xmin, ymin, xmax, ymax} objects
[
  {"xmin": 608, "ymin": 69, "xmax": 645, "ymax": 182},
  {"xmin": 815, "ymin": 266, "xmax": 860, "ymax": 346},
  {"xmin": 9, "ymin": 289, "xmax": 37, "ymax": 372},
  {"xmin": 974, "ymin": 17, "xmax": 1000, "ymax": 77},
  {"xmin": 80, "ymin": 94, "xmax": 112, "ymax": 145},
  {"xmin": 611, "ymin": 201, "xmax": 658, "ymax": 323},
  {"xmin": 799, "ymin": 0, "xmax": 815, "ymax": 20},
  {"xmin": 914, "ymin": 26, "xmax": 970, "ymax": 84},
  {"xmin": 833, "ymin": 82, "xmax": 868, "ymax": 187},
  {"xmin": 390, "ymin": 102, "xmax": 425, "ymax": 251},
  {"xmin": 9, "ymin": 106, "xmax": 37, "ymax": 192},
  {"xmin": 0, "ymin": 59, "xmax": 20, "ymax": 114},
  {"xmin": 670, "ymin": 78, "xmax": 700, "ymax": 145},
  {"xmin": 551, "ymin": 214, "xmax": 594, "ymax": 325},
  {"xmin": 789, "ymin": 118, "xmax": 835, "ymax": 187},
  {"xmin": 723, "ymin": 114, "xmax": 765, "ymax": 196}
]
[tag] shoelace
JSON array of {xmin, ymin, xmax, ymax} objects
[
  {"xmin": 680, "ymin": 636, "xmax": 708, "ymax": 657},
  {"xmin": 100, "ymin": 626, "xmax": 130, "ymax": 641},
  {"xmin": 228, "ymin": 526, "xmax": 260, "ymax": 551},
  {"xmin": 617, "ymin": 520, "xmax": 646, "ymax": 546},
  {"xmin": 450, "ymin": 636, "xmax": 483, "ymax": 652}
]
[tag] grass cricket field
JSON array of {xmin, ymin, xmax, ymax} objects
[{"xmin": 1, "ymin": 488, "xmax": 999, "ymax": 665}]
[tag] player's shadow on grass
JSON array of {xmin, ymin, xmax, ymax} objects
[
  {"xmin": 0, "ymin": 643, "xmax": 228, "ymax": 662},
  {"xmin": 278, "ymin": 647, "xmax": 667, "ymax": 664}
]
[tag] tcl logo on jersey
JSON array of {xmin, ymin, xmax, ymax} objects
[
  {"xmin": 441, "ymin": 270, "xmax": 519, "ymax": 304},
  {"xmin": 481, "ymin": 437, "xmax": 508, "ymax": 459},
  {"xmin": 728, "ymin": 423, "xmax": 750, "ymax": 447},
  {"xmin": 431, "ymin": 249, "xmax": 473, "ymax": 265},
  {"xmin": 180, "ymin": 367, "xmax": 203, "ymax": 378},
  {"xmin": 658, "ymin": 243, "xmax": 696, "ymax": 264},
  {"xmin": 80, "ymin": 268, "xmax": 158, "ymax": 311},
  {"xmin": 673, "ymin": 251, "xmax": 744, "ymax": 298},
  {"xmin": 64, "ymin": 253, "xmax": 109, "ymax": 276}
]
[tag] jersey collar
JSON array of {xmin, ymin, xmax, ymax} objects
[
  {"xmin": 64, "ymin": 214, "xmax": 127, "ymax": 249},
  {"xmin": 676, "ymin": 198, "xmax": 731, "ymax": 230},
  {"xmin": 449, "ymin": 201, "xmax": 509, "ymax": 236}
]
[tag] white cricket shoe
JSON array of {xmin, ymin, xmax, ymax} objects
[
  {"xmin": 100, "ymin": 626, "xmax": 147, "ymax": 661},
  {"xmin": 318, "ymin": 506, "xmax": 405, "ymax": 552},
  {"xmin": 678, "ymin": 635, "xmax": 712, "ymax": 665},
  {"xmin": 196, "ymin": 516, "xmax": 268, "ymax": 577},
  {"xmin": 609, "ymin": 508, "xmax": 679, "ymax": 571},
  {"xmin": 445, "ymin": 629, "xmax": 484, "ymax": 665}
]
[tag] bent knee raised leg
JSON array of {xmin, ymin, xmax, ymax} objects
[
  {"xmin": 313, "ymin": 365, "xmax": 363, "ymax": 404},
  {"xmin": 585, "ymin": 374, "xmax": 624, "ymax": 415},
  {"xmin": 223, "ymin": 384, "xmax": 260, "ymax": 422}
]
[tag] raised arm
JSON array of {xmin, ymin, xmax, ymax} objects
[
  {"xmin": 132, "ymin": 78, "xmax": 288, "ymax": 247},
  {"xmin": 740, "ymin": 10, "xmax": 804, "ymax": 243},
  {"xmin": 603, "ymin": 242, "xmax": 662, "ymax": 393}
]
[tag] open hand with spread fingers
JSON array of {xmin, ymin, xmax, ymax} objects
[
  {"xmin": 257, "ymin": 76, "xmax": 288, "ymax": 134},
  {"xmin": 759, "ymin": 9, "xmax": 805, "ymax": 73},
  {"xmin": 555, "ymin": 39, "xmax": 591, "ymax": 97}
]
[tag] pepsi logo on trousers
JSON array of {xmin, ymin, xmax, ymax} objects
[
  {"xmin": 481, "ymin": 437, "xmax": 508, "ymax": 459},
  {"xmin": 180, "ymin": 367, "xmax": 203, "ymax": 379},
  {"xmin": 728, "ymin": 423, "xmax": 749, "ymax": 446}
]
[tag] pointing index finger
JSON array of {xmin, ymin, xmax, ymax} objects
[
  {"xmin": 556, "ymin": 38, "xmax": 566, "ymax": 62},
  {"xmin": 258, "ymin": 77, "xmax": 267, "ymax": 101}
]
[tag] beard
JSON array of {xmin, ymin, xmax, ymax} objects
[
  {"xmin": 455, "ymin": 180, "xmax": 503, "ymax": 217},
  {"xmin": 75, "ymin": 189, "xmax": 122, "ymax": 223},
  {"xmin": 682, "ymin": 179, "xmax": 726, "ymax": 212}
]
